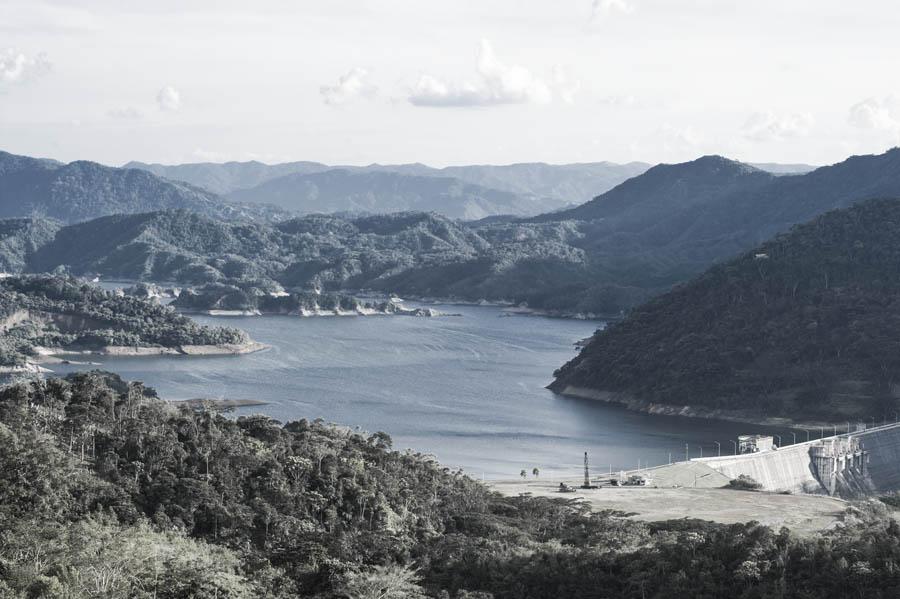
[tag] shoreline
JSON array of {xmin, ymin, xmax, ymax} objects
[
  {"xmin": 31, "ymin": 340, "xmax": 269, "ymax": 362},
  {"xmin": 553, "ymin": 384, "xmax": 859, "ymax": 429},
  {"xmin": 177, "ymin": 306, "xmax": 453, "ymax": 318}
]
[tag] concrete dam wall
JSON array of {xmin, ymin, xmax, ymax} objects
[{"xmin": 688, "ymin": 422, "xmax": 900, "ymax": 497}]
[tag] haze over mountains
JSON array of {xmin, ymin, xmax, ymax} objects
[
  {"xmin": 0, "ymin": 151, "xmax": 283, "ymax": 224},
  {"xmin": 125, "ymin": 157, "xmax": 816, "ymax": 220},
  {"xmin": 126, "ymin": 158, "xmax": 652, "ymax": 219}
]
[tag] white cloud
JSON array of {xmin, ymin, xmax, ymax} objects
[
  {"xmin": 107, "ymin": 106, "xmax": 142, "ymax": 119},
  {"xmin": 591, "ymin": 0, "xmax": 635, "ymax": 21},
  {"xmin": 848, "ymin": 96, "xmax": 900, "ymax": 131},
  {"xmin": 0, "ymin": 48, "xmax": 51, "ymax": 85},
  {"xmin": 741, "ymin": 111, "xmax": 814, "ymax": 142},
  {"xmin": 408, "ymin": 40, "xmax": 553, "ymax": 107},
  {"xmin": 551, "ymin": 65, "xmax": 581, "ymax": 105},
  {"xmin": 156, "ymin": 85, "xmax": 181, "ymax": 112},
  {"xmin": 320, "ymin": 67, "xmax": 377, "ymax": 106}
]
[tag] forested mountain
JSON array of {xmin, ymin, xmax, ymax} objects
[
  {"xmin": 0, "ymin": 218, "xmax": 60, "ymax": 272},
  {"xmin": 0, "ymin": 151, "xmax": 285, "ymax": 224},
  {"xmin": 3, "ymin": 371, "xmax": 900, "ymax": 598},
  {"xmin": 531, "ymin": 155, "xmax": 777, "ymax": 224},
  {"xmin": 226, "ymin": 169, "xmax": 547, "ymax": 220},
  {"xmin": 551, "ymin": 198, "xmax": 900, "ymax": 422}
]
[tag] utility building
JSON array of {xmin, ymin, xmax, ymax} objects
[{"xmin": 739, "ymin": 434, "xmax": 775, "ymax": 454}]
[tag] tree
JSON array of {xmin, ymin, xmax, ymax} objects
[{"xmin": 338, "ymin": 565, "xmax": 428, "ymax": 599}]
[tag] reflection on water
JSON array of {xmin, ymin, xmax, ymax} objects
[{"xmin": 50, "ymin": 302, "xmax": 799, "ymax": 478}]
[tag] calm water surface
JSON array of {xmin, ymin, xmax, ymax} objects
[{"xmin": 50, "ymin": 302, "xmax": 796, "ymax": 478}]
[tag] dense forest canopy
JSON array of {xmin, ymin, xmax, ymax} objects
[
  {"xmin": 2, "ymin": 371, "xmax": 900, "ymax": 598},
  {"xmin": 552, "ymin": 198, "xmax": 900, "ymax": 422}
]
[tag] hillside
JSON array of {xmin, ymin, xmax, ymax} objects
[
  {"xmin": 227, "ymin": 168, "xmax": 546, "ymax": 219},
  {"xmin": 23, "ymin": 210, "xmax": 488, "ymax": 291},
  {"xmin": 0, "ymin": 218, "xmax": 60, "ymax": 272},
  {"xmin": 551, "ymin": 198, "xmax": 900, "ymax": 422},
  {"xmin": 532, "ymin": 156, "xmax": 777, "ymax": 225},
  {"xmin": 0, "ymin": 274, "xmax": 251, "ymax": 368},
  {"xmin": 2, "ymin": 371, "xmax": 900, "ymax": 598},
  {"xmin": 0, "ymin": 151, "xmax": 284, "ymax": 224}
]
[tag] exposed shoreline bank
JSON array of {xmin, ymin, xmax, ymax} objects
[
  {"xmin": 553, "ymin": 384, "xmax": 852, "ymax": 429},
  {"xmin": 31, "ymin": 340, "xmax": 268, "ymax": 363}
]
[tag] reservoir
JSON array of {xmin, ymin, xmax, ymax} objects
[{"xmin": 49, "ymin": 302, "xmax": 798, "ymax": 478}]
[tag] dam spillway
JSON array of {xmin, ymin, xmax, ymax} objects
[{"xmin": 687, "ymin": 422, "xmax": 900, "ymax": 497}]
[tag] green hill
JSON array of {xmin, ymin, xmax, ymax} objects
[{"xmin": 551, "ymin": 198, "xmax": 900, "ymax": 423}]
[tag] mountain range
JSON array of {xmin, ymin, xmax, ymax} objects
[
  {"xmin": 125, "ymin": 157, "xmax": 817, "ymax": 220},
  {"xmin": 0, "ymin": 147, "xmax": 896, "ymax": 317},
  {"xmin": 0, "ymin": 151, "xmax": 284, "ymax": 224},
  {"xmin": 126, "ymin": 159, "xmax": 653, "ymax": 219}
]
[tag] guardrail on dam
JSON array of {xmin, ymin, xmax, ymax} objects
[{"xmin": 691, "ymin": 422, "xmax": 900, "ymax": 497}]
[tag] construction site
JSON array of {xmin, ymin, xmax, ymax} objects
[{"xmin": 492, "ymin": 421, "xmax": 900, "ymax": 534}]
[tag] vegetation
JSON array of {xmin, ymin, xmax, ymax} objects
[
  {"xmin": 552, "ymin": 198, "xmax": 900, "ymax": 422},
  {"xmin": 2, "ymin": 372, "xmax": 900, "ymax": 597},
  {"xmin": 727, "ymin": 475, "xmax": 763, "ymax": 491},
  {"xmin": 5, "ymin": 148, "xmax": 900, "ymax": 317},
  {"xmin": 0, "ymin": 275, "xmax": 247, "ymax": 366}
]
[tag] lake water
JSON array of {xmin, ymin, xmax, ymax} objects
[{"xmin": 49, "ymin": 302, "xmax": 800, "ymax": 479}]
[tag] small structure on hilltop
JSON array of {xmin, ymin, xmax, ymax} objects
[{"xmin": 739, "ymin": 434, "xmax": 775, "ymax": 454}]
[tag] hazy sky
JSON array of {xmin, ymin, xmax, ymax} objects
[{"xmin": 2, "ymin": 0, "xmax": 899, "ymax": 167}]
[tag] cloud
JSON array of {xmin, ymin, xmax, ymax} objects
[
  {"xmin": 0, "ymin": 48, "xmax": 51, "ymax": 85},
  {"xmin": 848, "ymin": 96, "xmax": 900, "ymax": 131},
  {"xmin": 156, "ymin": 85, "xmax": 181, "ymax": 112},
  {"xmin": 320, "ymin": 67, "xmax": 377, "ymax": 106},
  {"xmin": 107, "ymin": 106, "xmax": 142, "ymax": 119},
  {"xmin": 551, "ymin": 65, "xmax": 581, "ymax": 105},
  {"xmin": 408, "ymin": 40, "xmax": 553, "ymax": 107},
  {"xmin": 591, "ymin": 0, "xmax": 635, "ymax": 21},
  {"xmin": 741, "ymin": 111, "xmax": 814, "ymax": 142}
]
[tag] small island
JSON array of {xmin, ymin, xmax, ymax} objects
[
  {"xmin": 171, "ymin": 283, "xmax": 447, "ymax": 317},
  {"xmin": 0, "ymin": 275, "xmax": 264, "ymax": 375}
]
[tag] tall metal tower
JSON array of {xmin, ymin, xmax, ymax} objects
[{"xmin": 583, "ymin": 451, "xmax": 590, "ymax": 488}]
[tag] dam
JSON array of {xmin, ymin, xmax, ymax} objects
[{"xmin": 634, "ymin": 421, "xmax": 900, "ymax": 498}]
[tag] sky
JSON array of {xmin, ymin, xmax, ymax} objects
[{"xmin": 1, "ymin": 0, "xmax": 899, "ymax": 168}]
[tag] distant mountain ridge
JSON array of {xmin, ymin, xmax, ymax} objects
[
  {"xmin": 226, "ymin": 169, "xmax": 551, "ymax": 220},
  {"xmin": 125, "ymin": 157, "xmax": 818, "ymax": 221},
  {"xmin": 0, "ymin": 151, "xmax": 284, "ymax": 224}
]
